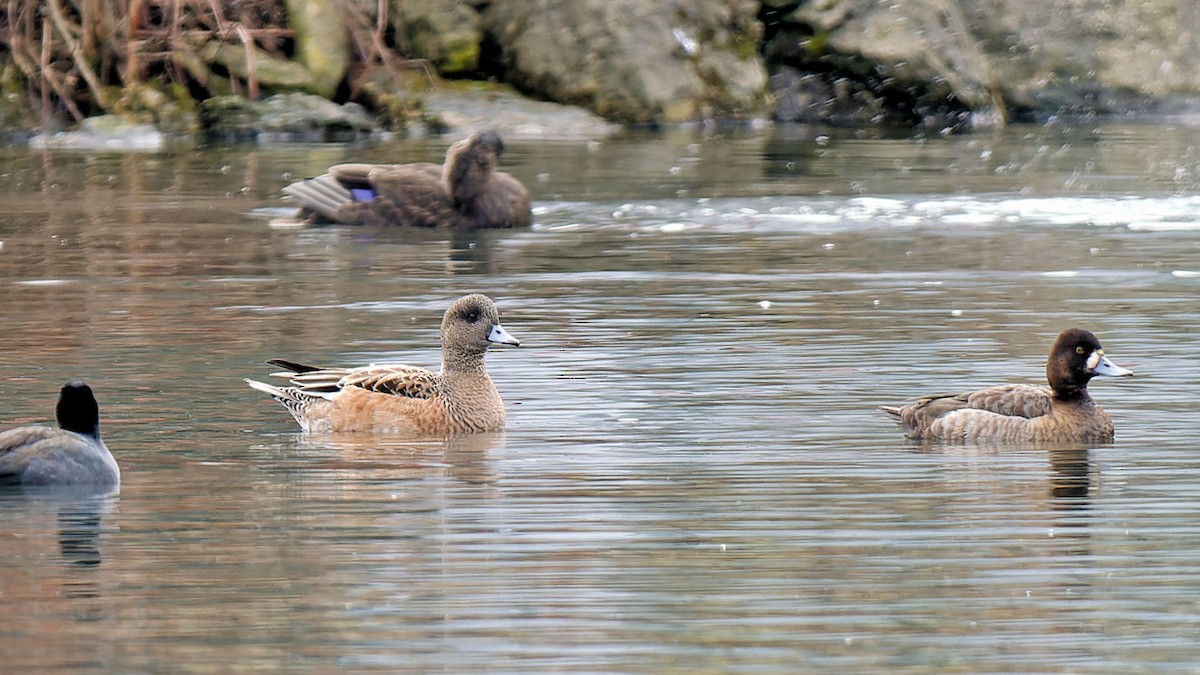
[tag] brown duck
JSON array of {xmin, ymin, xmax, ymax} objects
[
  {"xmin": 246, "ymin": 294, "xmax": 521, "ymax": 435},
  {"xmin": 283, "ymin": 131, "xmax": 532, "ymax": 229},
  {"xmin": 881, "ymin": 328, "xmax": 1133, "ymax": 444}
]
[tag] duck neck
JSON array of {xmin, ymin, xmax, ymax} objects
[
  {"xmin": 442, "ymin": 349, "xmax": 488, "ymax": 375},
  {"xmin": 1052, "ymin": 383, "xmax": 1092, "ymax": 403}
]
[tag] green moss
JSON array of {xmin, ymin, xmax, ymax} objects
[
  {"xmin": 731, "ymin": 32, "xmax": 759, "ymax": 61},
  {"xmin": 0, "ymin": 90, "xmax": 35, "ymax": 133},
  {"xmin": 104, "ymin": 81, "xmax": 201, "ymax": 135},
  {"xmin": 804, "ymin": 32, "xmax": 830, "ymax": 58},
  {"xmin": 439, "ymin": 40, "xmax": 480, "ymax": 74},
  {"xmin": 355, "ymin": 67, "xmax": 430, "ymax": 131}
]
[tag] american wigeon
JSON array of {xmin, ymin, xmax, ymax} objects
[
  {"xmin": 283, "ymin": 131, "xmax": 532, "ymax": 229},
  {"xmin": 881, "ymin": 328, "xmax": 1134, "ymax": 444},
  {"xmin": 0, "ymin": 381, "xmax": 119, "ymax": 487},
  {"xmin": 247, "ymin": 294, "xmax": 521, "ymax": 435}
]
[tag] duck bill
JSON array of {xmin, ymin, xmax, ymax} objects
[
  {"xmin": 1092, "ymin": 354, "xmax": 1133, "ymax": 377},
  {"xmin": 487, "ymin": 323, "xmax": 521, "ymax": 348}
]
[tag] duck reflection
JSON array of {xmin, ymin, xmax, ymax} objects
[
  {"xmin": 0, "ymin": 487, "xmax": 117, "ymax": 609},
  {"xmin": 295, "ymin": 431, "xmax": 504, "ymax": 487},
  {"xmin": 447, "ymin": 228, "xmax": 507, "ymax": 274},
  {"xmin": 14, "ymin": 487, "xmax": 116, "ymax": 562},
  {"xmin": 1046, "ymin": 446, "xmax": 1092, "ymax": 502}
]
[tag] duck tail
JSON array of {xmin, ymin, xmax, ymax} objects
[
  {"xmin": 266, "ymin": 359, "xmax": 323, "ymax": 374},
  {"xmin": 282, "ymin": 174, "xmax": 351, "ymax": 222},
  {"xmin": 246, "ymin": 378, "xmax": 313, "ymax": 429},
  {"xmin": 878, "ymin": 405, "xmax": 903, "ymax": 422},
  {"xmin": 245, "ymin": 378, "xmax": 292, "ymax": 401}
]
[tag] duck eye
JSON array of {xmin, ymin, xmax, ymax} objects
[
  {"xmin": 462, "ymin": 309, "xmax": 480, "ymax": 323},
  {"xmin": 1075, "ymin": 346, "xmax": 1085, "ymax": 355}
]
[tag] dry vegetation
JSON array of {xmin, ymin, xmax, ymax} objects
[{"xmin": 0, "ymin": 0, "xmax": 406, "ymax": 124}]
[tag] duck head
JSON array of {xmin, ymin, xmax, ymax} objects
[
  {"xmin": 443, "ymin": 131, "xmax": 503, "ymax": 207},
  {"xmin": 1046, "ymin": 328, "xmax": 1133, "ymax": 399},
  {"xmin": 56, "ymin": 380, "xmax": 101, "ymax": 439},
  {"xmin": 441, "ymin": 294, "xmax": 520, "ymax": 370}
]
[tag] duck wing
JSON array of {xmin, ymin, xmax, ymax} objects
[
  {"xmin": 328, "ymin": 162, "xmax": 441, "ymax": 189},
  {"xmin": 0, "ymin": 426, "xmax": 58, "ymax": 456},
  {"xmin": 362, "ymin": 166, "xmax": 460, "ymax": 228},
  {"xmin": 882, "ymin": 384, "xmax": 1051, "ymax": 440},
  {"xmin": 338, "ymin": 364, "xmax": 439, "ymax": 399},
  {"xmin": 282, "ymin": 174, "xmax": 352, "ymax": 223},
  {"xmin": 283, "ymin": 163, "xmax": 455, "ymax": 227},
  {"xmin": 960, "ymin": 383, "xmax": 1052, "ymax": 418},
  {"xmin": 0, "ymin": 427, "xmax": 60, "ymax": 482},
  {"xmin": 267, "ymin": 360, "xmax": 439, "ymax": 400}
]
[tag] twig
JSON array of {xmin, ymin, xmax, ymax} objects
[
  {"xmin": 47, "ymin": 0, "xmax": 109, "ymax": 109},
  {"xmin": 235, "ymin": 22, "xmax": 258, "ymax": 100},
  {"xmin": 345, "ymin": 0, "xmax": 422, "ymax": 83},
  {"xmin": 40, "ymin": 65, "xmax": 87, "ymax": 123},
  {"xmin": 207, "ymin": 0, "xmax": 227, "ymax": 34},
  {"xmin": 40, "ymin": 15, "xmax": 52, "ymax": 122},
  {"xmin": 131, "ymin": 28, "xmax": 295, "ymax": 39},
  {"xmin": 36, "ymin": 14, "xmax": 85, "ymax": 124},
  {"xmin": 126, "ymin": 0, "xmax": 144, "ymax": 85}
]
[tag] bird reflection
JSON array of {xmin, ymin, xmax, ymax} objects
[
  {"xmin": 296, "ymin": 431, "xmax": 504, "ymax": 486},
  {"xmin": 4, "ymin": 487, "xmax": 117, "ymax": 608},
  {"xmin": 56, "ymin": 502, "xmax": 106, "ymax": 568},
  {"xmin": 446, "ymin": 229, "xmax": 504, "ymax": 275},
  {"xmin": 15, "ymin": 486, "xmax": 116, "ymax": 565},
  {"xmin": 1047, "ymin": 446, "xmax": 1091, "ymax": 502}
]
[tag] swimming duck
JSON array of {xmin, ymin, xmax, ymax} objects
[
  {"xmin": 246, "ymin": 294, "xmax": 521, "ymax": 435},
  {"xmin": 283, "ymin": 131, "xmax": 532, "ymax": 229},
  {"xmin": 0, "ymin": 381, "xmax": 119, "ymax": 487},
  {"xmin": 880, "ymin": 328, "xmax": 1133, "ymax": 444}
]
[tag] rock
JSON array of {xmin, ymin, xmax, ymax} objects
[
  {"xmin": 767, "ymin": 0, "xmax": 999, "ymax": 130},
  {"xmin": 420, "ymin": 83, "xmax": 622, "ymax": 139},
  {"xmin": 352, "ymin": 66, "xmax": 432, "ymax": 132},
  {"xmin": 28, "ymin": 115, "xmax": 168, "ymax": 151},
  {"xmin": 106, "ymin": 83, "xmax": 202, "ymax": 136},
  {"xmin": 394, "ymin": 0, "xmax": 482, "ymax": 75},
  {"xmin": 483, "ymin": 0, "xmax": 770, "ymax": 125},
  {"xmin": 200, "ymin": 93, "xmax": 378, "ymax": 143},
  {"xmin": 200, "ymin": 40, "xmax": 314, "ymax": 90},
  {"xmin": 763, "ymin": 0, "xmax": 1200, "ymax": 128},
  {"xmin": 287, "ymin": 0, "xmax": 350, "ymax": 98},
  {"xmin": 960, "ymin": 0, "xmax": 1200, "ymax": 120}
]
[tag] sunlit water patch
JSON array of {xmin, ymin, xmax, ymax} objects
[{"xmin": 537, "ymin": 194, "xmax": 1200, "ymax": 233}]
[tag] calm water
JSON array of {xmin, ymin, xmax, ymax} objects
[{"xmin": 2, "ymin": 122, "xmax": 1200, "ymax": 671}]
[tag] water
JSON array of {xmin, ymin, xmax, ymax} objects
[{"xmin": 1, "ymin": 122, "xmax": 1200, "ymax": 671}]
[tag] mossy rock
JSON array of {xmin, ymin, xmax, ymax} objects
[
  {"xmin": 106, "ymin": 83, "xmax": 202, "ymax": 136},
  {"xmin": 394, "ymin": 0, "xmax": 483, "ymax": 75},
  {"xmin": 200, "ymin": 93, "xmax": 379, "ymax": 142}
]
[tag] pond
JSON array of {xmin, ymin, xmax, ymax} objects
[{"xmin": 1, "ymin": 121, "xmax": 1199, "ymax": 671}]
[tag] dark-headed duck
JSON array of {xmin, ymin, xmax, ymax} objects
[
  {"xmin": 246, "ymin": 294, "xmax": 521, "ymax": 435},
  {"xmin": 283, "ymin": 131, "xmax": 532, "ymax": 229},
  {"xmin": 881, "ymin": 328, "xmax": 1133, "ymax": 444},
  {"xmin": 0, "ymin": 381, "xmax": 119, "ymax": 487}
]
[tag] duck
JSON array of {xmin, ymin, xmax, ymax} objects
[
  {"xmin": 880, "ymin": 328, "xmax": 1133, "ymax": 444},
  {"xmin": 246, "ymin": 294, "xmax": 521, "ymax": 435},
  {"xmin": 0, "ymin": 381, "xmax": 120, "ymax": 487},
  {"xmin": 282, "ymin": 131, "xmax": 532, "ymax": 229}
]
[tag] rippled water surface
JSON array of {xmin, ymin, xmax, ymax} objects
[{"xmin": 2, "ymin": 123, "xmax": 1200, "ymax": 671}]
